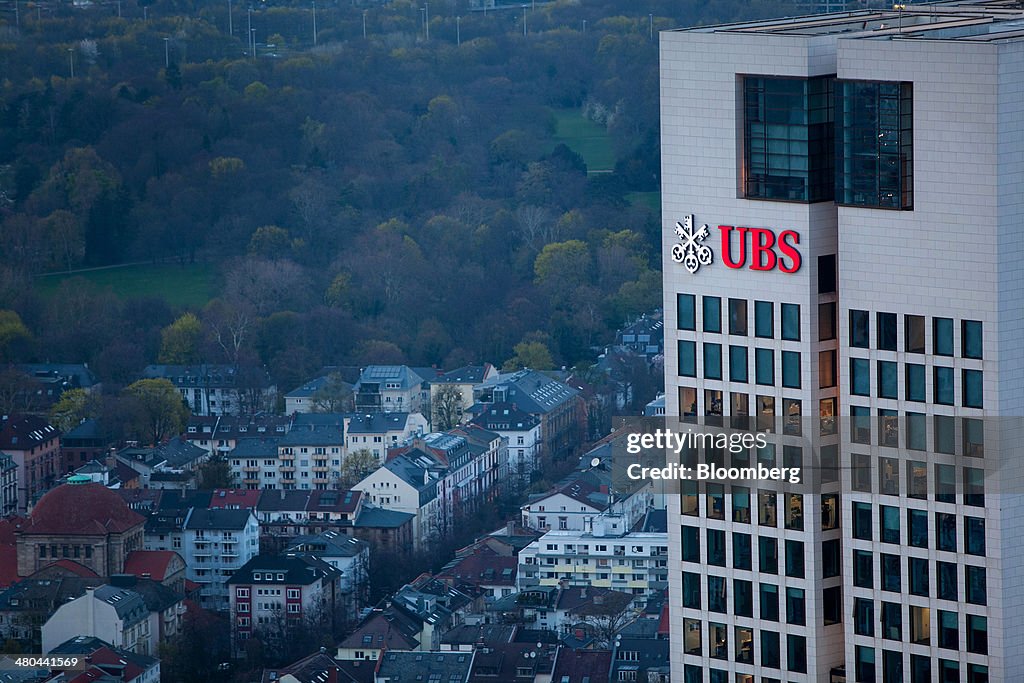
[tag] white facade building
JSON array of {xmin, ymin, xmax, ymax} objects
[
  {"xmin": 182, "ymin": 508, "xmax": 259, "ymax": 611},
  {"xmin": 662, "ymin": 4, "xmax": 1024, "ymax": 682},
  {"xmin": 42, "ymin": 586, "xmax": 153, "ymax": 655}
]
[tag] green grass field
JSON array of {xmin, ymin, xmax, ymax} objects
[
  {"xmin": 551, "ymin": 108, "xmax": 616, "ymax": 174},
  {"xmin": 626, "ymin": 191, "xmax": 661, "ymax": 212},
  {"xmin": 35, "ymin": 262, "xmax": 217, "ymax": 309}
]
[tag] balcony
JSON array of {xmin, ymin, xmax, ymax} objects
[
  {"xmin": 242, "ymin": 478, "xmax": 259, "ymax": 485},
  {"xmin": 242, "ymin": 466, "xmax": 259, "ymax": 473},
  {"xmin": 312, "ymin": 466, "xmax": 329, "ymax": 473},
  {"xmin": 279, "ymin": 466, "xmax": 296, "ymax": 473}
]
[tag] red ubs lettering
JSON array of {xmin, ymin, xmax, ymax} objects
[{"xmin": 719, "ymin": 225, "xmax": 801, "ymax": 273}]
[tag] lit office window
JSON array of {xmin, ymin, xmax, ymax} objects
[
  {"xmin": 836, "ymin": 80, "xmax": 913, "ymax": 209},
  {"xmin": 743, "ymin": 76, "xmax": 834, "ymax": 202},
  {"xmin": 819, "ymin": 301, "xmax": 836, "ymax": 340},
  {"xmin": 907, "ymin": 459, "xmax": 927, "ymax": 497}
]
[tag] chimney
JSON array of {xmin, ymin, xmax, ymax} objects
[{"xmin": 506, "ymin": 521, "xmax": 514, "ymax": 537}]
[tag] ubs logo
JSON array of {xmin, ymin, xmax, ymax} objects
[{"xmin": 670, "ymin": 215, "xmax": 802, "ymax": 274}]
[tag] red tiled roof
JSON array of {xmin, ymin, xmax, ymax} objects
[
  {"xmin": 0, "ymin": 516, "xmax": 26, "ymax": 545},
  {"xmin": 64, "ymin": 646, "xmax": 148, "ymax": 683},
  {"xmin": 42, "ymin": 559, "xmax": 101, "ymax": 578},
  {"xmin": 26, "ymin": 483, "xmax": 144, "ymax": 536},
  {"xmin": 124, "ymin": 550, "xmax": 180, "ymax": 581},
  {"xmin": 438, "ymin": 547, "xmax": 517, "ymax": 587},
  {"xmin": 0, "ymin": 545, "xmax": 17, "ymax": 589}
]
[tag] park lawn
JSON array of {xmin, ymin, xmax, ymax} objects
[
  {"xmin": 626, "ymin": 191, "xmax": 660, "ymax": 212},
  {"xmin": 35, "ymin": 262, "xmax": 217, "ymax": 309},
  {"xmin": 550, "ymin": 108, "xmax": 616, "ymax": 174}
]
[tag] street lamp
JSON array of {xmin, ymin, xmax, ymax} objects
[
  {"xmin": 649, "ymin": 13, "xmax": 653, "ymax": 41},
  {"xmin": 163, "ymin": 37, "xmax": 169, "ymax": 68},
  {"xmin": 250, "ymin": 28, "xmax": 256, "ymax": 59},
  {"xmin": 362, "ymin": 9, "xmax": 367, "ymax": 39}
]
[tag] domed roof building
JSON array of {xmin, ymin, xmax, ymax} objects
[{"xmin": 16, "ymin": 480, "xmax": 146, "ymax": 578}]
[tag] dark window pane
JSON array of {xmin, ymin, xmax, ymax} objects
[
  {"xmin": 703, "ymin": 296, "xmax": 721, "ymax": 333},
  {"xmin": 877, "ymin": 312, "xmax": 897, "ymax": 350},
  {"xmin": 963, "ymin": 369, "xmax": 983, "ymax": 408},
  {"xmin": 678, "ymin": 341, "xmax": 696, "ymax": 377},
  {"xmin": 760, "ymin": 583, "xmax": 779, "ymax": 621},
  {"xmin": 967, "ymin": 615, "xmax": 987, "ymax": 655},
  {"xmin": 937, "ymin": 562, "xmax": 957, "ymax": 600},
  {"xmin": 934, "ymin": 317, "xmax": 953, "ymax": 355},
  {"xmin": 781, "ymin": 303, "xmax": 800, "ymax": 340},
  {"xmin": 755, "ymin": 300, "xmax": 773, "ymax": 338},
  {"xmin": 854, "ymin": 550, "xmax": 873, "ymax": 588},
  {"xmin": 881, "ymin": 553, "xmax": 901, "ymax": 592},
  {"xmin": 735, "ymin": 579, "xmax": 753, "ymax": 617},
  {"xmin": 755, "ymin": 349, "xmax": 774, "ymax": 385},
  {"xmin": 785, "ymin": 540, "xmax": 804, "ymax": 578},
  {"xmin": 934, "ymin": 366, "xmax": 954, "ymax": 405},
  {"xmin": 905, "ymin": 315, "xmax": 925, "ymax": 353},
  {"xmin": 936, "ymin": 512, "xmax": 956, "ymax": 552},
  {"xmin": 965, "ymin": 517, "xmax": 985, "ymax": 555},
  {"xmin": 733, "ymin": 532, "xmax": 751, "ymax": 570},
  {"xmin": 681, "ymin": 526, "xmax": 700, "ymax": 562},
  {"xmin": 677, "ymin": 294, "xmax": 696, "ymax": 330},
  {"xmin": 850, "ymin": 309, "xmax": 870, "ymax": 348},
  {"xmin": 908, "ymin": 509, "xmax": 928, "ymax": 548},
  {"xmin": 729, "ymin": 346, "xmax": 748, "ymax": 383},
  {"xmin": 785, "ymin": 587, "xmax": 805, "ymax": 625},
  {"xmin": 682, "ymin": 571, "xmax": 701, "ymax": 608},
  {"xmin": 819, "ymin": 302, "xmax": 836, "ymax": 340},
  {"xmin": 759, "ymin": 537, "xmax": 778, "ymax": 574},
  {"xmin": 909, "ymin": 557, "xmax": 928, "ymax": 597},
  {"xmin": 729, "ymin": 298, "xmax": 747, "ymax": 336},
  {"xmin": 962, "ymin": 320, "xmax": 983, "ymax": 359},
  {"xmin": 761, "ymin": 630, "xmax": 780, "ymax": 668},
  {"xmin": 703, "ymin": 343, "xmax": 722, "ymax": 380},
  {"xmin": 822, "ymin": 539, "xmax": 841, "ymax": 578},
  {"xmin": 707, "ymin": 528, "xmax": 726, "ymax": 565},
  {"xmin": 708, "ymin": 576, "xmax": 727, "ymax": 612},
  {"xmin": 880, "ymin": 505, "xmax": 899, "ymax": 543},
  {"xmin": 906, "ymin": 364, "xmax": 925, "ymax": 401},
  {"xmin": 938, "ymin": 611, "xmax": 958, "ymax": 650},
  {"xmin": 854, "ymin": 598, "xmax": 874, "ymax": 636},
  {"xmin": 881, "ymin": 601, "xmax": 902, "ymax": 641},
  {"xmin": 851, "ymin": 358, "xmax": 870, "ymax": 396},
  {"xmin": 818, "ymin": 254, "xmax": 837, "ymax": 293},
  {"xmin": 853, "ymin": 502, "xmax": 872, "ymax": 540},
  {"xmin": 966, "ymin": 565, "xmax": 986, "ymax": 606},
  {"xmin": 787, "ymin": 634, "xmax": 807, "ymax": 674},
  {"xmin": 878, "ymin": 360, "xmax": 898, "ymax": 398}
]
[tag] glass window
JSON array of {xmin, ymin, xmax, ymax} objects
[
  {"xmin": 733, "ymin": 532, "xmax": 751, "ymax": 570},
  {"xmin": 755, "ymin": 300, "xmax": 773, "ymax": 338},
  {"xmin": 965, "ymin": 516, "xmax": 985, "ymax": 556},
  {"xmin": 881, "ymin": 553, "xmax": 901, "ymax": 592},
  {"xmin": 708, "ymin": 576, "xmax": 727, "ymax": 612},
  {"xmin": 967, "ymin": 615, "xmax": 987, "ymax": 655},
  {"xmin": 855, "ymin": 598, "xmax": 874, "ymax": 636},
  {"xmin": 963, "ymin": 417, "xmax": 984, "ymax": 457},
  {"xmin": 964, "ymin": 467, "xmax": 984, "ymax": 507},
  {"xmin": 786, "ymin": 493, "xmax": 805, "ymax": 530},
  {"xmin": 755, "ymin": 349, "xmax": 774, "ymax": 385},
  {"xmin": 785, "ymin": 539, "xmax": 804, "ymax": 578},
  {"xmin": 760, "ymin": 583, "xmax": 779, "ymax": 621},
  {"xmin": 963, "ymin": 369, "xmax": 983, "ymax": 408},
  {"xmin": 906, "ymin": 363, "xmax": 925, "ymax": 401},
  {"xmin": 785, "ymin": 587, "xmax": 805, "ymax": 625},
  {"xmin": 787, "ymin": 635, "xmax": 807, "ymax": 674},
  {"xmin": 853, "ymin": 502, "xmax": 872, "ymax": 540},
  {"xmin": 819, "ymin": 301, "xmax": 836, "ymax": 340},
  {"xmin": 678, "ymin": 341, "xmax": 696, "ymax": 377},
  {"xmin": 734, "ymin": 579, "xmax": 753, "ymax": 618},
  {"xmin": 707, "ymin": 483, "xmax": 724, "ymax": 520},
  {"xmin": 907, "ymin": 413, "xmax": 926, "ymax": 451},
  {"xmin": 907, "ymin": 460, "xmax": 927, "ymax": 498},
  {"xmin": 883, "ymin": 650, "xmax": 903, "ymax": 683},
  {"xmin": 881, "ymin": 601, "xmax": 902, "ymax": 641},
  {"xmin": 682, "ymin": 479, "xmax": 698, "ymax": 516},
  {"xmin": 877, "ymin": 361, "xmax": 898, "ymax": 398},
  {"xmin": 910, "ymin": 655, "xmax": 931, "ymax": 683},
  {"xmin": 730, "ymin": 392, "xmax": 750, "ymax": 430},
  {"xmin": 908, "ymin": 509, "xmax": 928, "ymax": 548},
  {"xmin": 760, "ymin": 630, "xmax": 780, "ymax": 669},
  {"xmin": 781, "ymin": 303, "xmax": 800, "ymax": 340},
  {"xmin": 703, "ymin": 296, "xmax": 721, "ymax": 333},
  {"xmin": 728, "ymin": 346, "xmax": 748, "ymax": 383},
  {"xmin": 850, "ymin": 309, "xmax": 870, "ymax": 347},
  {"xmin": 936, "ymin": 512, "xmax": 956, "ymax": 552},
  {"xmin": 937, "ymin": 561, "xmax": 957, "ymax": 601},
  {"xmin": 851, "ymin": 358, "xmax": 870, "ymax": 395},
  {"xmin": 705, "ymin": 390, "xmax": 723, "ymax": 425},
  {"xmin": 743, "ymin": 76, "xmax": 834, "ymax": 202},
  {"xmin": 704, "ymin": 343, "xmax": 722, "ymax": 380},
  {"xmin": 783, "ymin": 399, "xmax": 801, "ymax": 436},
  {"xmin": 854, "ymin": 550, "xmax": 873, "ymax": 589},
  {"xmin": 759, "ymin": 491, "xmax": 777, "ymax": 527},
  {"xmin": 877, "ymin": 312, "xmax": 897, "ymax": 350},
  {"xmin": 905, "ymin": 315, "xmax": 925, "ymax": 353},
  {"xmin": 940, "ymin": 660, "xmax": 960, "ymax": 683},
  {"xmin": 819, "ymin": 350, "xmax": 836, "ymax": 389},
  {"xmin": 935, "ymin": 464, "xmax": 956, "ymax": 503},
  {"xmin": 852, "ymin": 452, "xmax": 871, "ymax": 492},
  {"xmin": 856, "ymin": 646, "xmax": 876, "ymax": 683},
  {"xmin": 880, "ymin": 505, "xmax": 899, "ymax": 543},
  {"xmin": 732, "ymin": 487, "xmax": 751, "ymax": 524},
  {"xmin": 913, "ymin": 610, "xmax": 929, "ymax": 647},
  {"xmin": 836, "ymin": 80, "xmax": 914, "ymax": 209},
  {"xmin": 757, "ymin": 395, "xmax": 775, "ymax": 432},
  {"xmin": 683, "ymin": 665, "xmax": 701, "ymax": 683},
  {"xmin": 879, "ymin": 456, "xmax": 899, "ymax": 494},
  {"xmin": 851, "ymin": 406, "xmax": 871, "ymax": 444},
  {"xmin": 680, "ymin": 387, "xmax": 697, "ymax": 419},
  {"xmin": 818, "ymin": 254, "xmax": 837, "ymax": 293},
  {"xmin": 966, "ymin": 565, "xmax": 986, "ymax": 606},
  {"xmin": 729, "ymin": 298, "xmax": 747, "ymax": 336},
  {"xmin": 781, "ymin": 351, "xmax": 801, "ymax": 389},
  {"xmin": 759, "ymin": 537, "xmax": 778, "ymax": 574},
  {"xmin": 934, "ymin": 366, "xmax": 954, "ymax": 404},
  {"xmin": 683, "ymin": 618, "xmax": 702, "ymax": 655},
  {"xmin": 708, "ymin": 528, "xmax": 726, "ymax": 565},
  {"xmin": 968, "ymin": 664, "xmax": 989, "ymax": 683},
  {"xmin": 934, "ymin": 316, "xmax": 953, "ymax": 355},
  {"xmin": 681, "ymin": 525, "xmax": 699, "ymax": 562},
  {"xmin": 822, "ymin": 539, "xmax": 841, "ymax": 578},
  {"xmin": 962, "ymin": 320, "xmax": 983, "ymax": 359},
  {"xmin": 677, "ymin": 294, "xmax": 696, "ymax": 330},
  {"xmin": 938, "ymin": 611, "xmax": 958, "ymax": 650},
  {"xmin": 935, "ymin": 415, "xmax": 955, "ymax": 454},
  {"xmin": 879, "ymin": 409, "xmax": 899, "ymax": 448},
  {"xmin": 821, "ymin": 585, "xmax": 838, "ymax": 626},
  {"xmin": 909, "ymin": 557, "xmax": 928, "ymax": 597},
  {"xmin": 735, "ymin": 625, "xmax": 753, "ymax": 664},
  {"xmin": 709, "ymin": 622, "xmax": 727, "ymax": 660},
  {"xmin": 682, "ymin": 571, "xmax": 701, "ymax": 609},
  {"xmin": 819, "ymin": 398, "xmax": 836, "ymax": 435}
]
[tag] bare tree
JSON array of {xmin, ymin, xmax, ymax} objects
[
  {"xmin": 311, "ymin": 373, "xmax": 352, "ymax": 413},
  {"xmin": 431, "ymin": 384, "xmax": 464, "ymax": 431},
  {"xmin": 515, "ymin": 205, "xmax": 556, "ymax": 255}
]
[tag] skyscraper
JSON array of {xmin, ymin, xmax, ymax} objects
[{"xmin": 661, "ymin": 3, "xmax": 1024, "ymax": 681}]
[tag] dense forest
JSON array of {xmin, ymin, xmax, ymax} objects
[{"xmin": 0, "ymin": 0, "xmax": 794, "ymax": 394}]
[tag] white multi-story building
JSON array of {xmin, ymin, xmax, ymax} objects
[
  {"xmin": 662, "ymin": 4, "xmax": 1023, "ymax": 682},
  {"xmin": 182, "ymin": 508, "xmax": 259, "ymax": 611},
  {"xmin": 517, "ymin": 515, "xmax": 668, "ymax": 598}
]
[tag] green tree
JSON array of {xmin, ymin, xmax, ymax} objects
[
  {"xmin": 503, "ymin": 340, "xmax": 554, "ymax": 371},
  {"xmin": 198, "ymin": 456, "xmax": 233, "ymax": 489},
  {"xmin": 48, "ymin": 388, "xmax": 92, "ymax": 433},
  {"xmin": 533, "ymin": 239, "xmax": 591, "ymax": 293},
  {"xmin": 123, "ymin": 379, "xmax": 189, "ymax": 446},
  {"xmin": 247, "ymin": 225, "xmax": 293, "ymax": 260},
  {"xmin": 339, "ymin": 449, "xmax": 379, "ymax": 488},
  {"xmin": 311, "ymin": 373, "xmax": 352, "ymax": 413},
  {"xmin": 0, "ymin": 311, "xmax": 32, "ymax": 362},
  {"xmin": 159, "ymin": 313, "xmax": 203, "ymax": 364}
]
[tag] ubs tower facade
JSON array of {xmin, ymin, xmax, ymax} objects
[{"xmin": 661, "ymin": 2, "xmax": 1024, "ymax": 682}]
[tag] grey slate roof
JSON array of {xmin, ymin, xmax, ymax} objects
[
  {"xmin": 230, "ymin": 437, "xmax": 282, "ymax": 458},
  {"xmin": 355, "ymin": 366, "xmax": 424, "ymax": 391},
  {"xmin": 480, "ymin": 370, "xmax": 578, "ymax": 415},
  {"xmin": 375, "ymin": 651, "xmax": 473, "ymax": 683},
  {"xmin": 92, "ymin": 585, "xmax": 149, "ymax": 626},
  {"xmin": 285, "ymin": 530, "xmax": 369, "ymax": 559},
  {"xmin": 257, "ymin": 489, "xmax": 311, "ymax": 513},
  {"xmin": 345, "ymin": 412, "xmax": 412, "ymax": 434},
  {"xmin": 435, "ymin": 365, "xmax": 491, "ymax": 384},
  {"xmin": 184, "ymin": 508, "xmax": 253, "ymax": 531},
  {"xmin": 227, "ymin": 554, "xmax": 339, "ymax": 586},
  {"xmin": 352, "ymin": 507, "xmax": 414, "ymax": 529}
]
